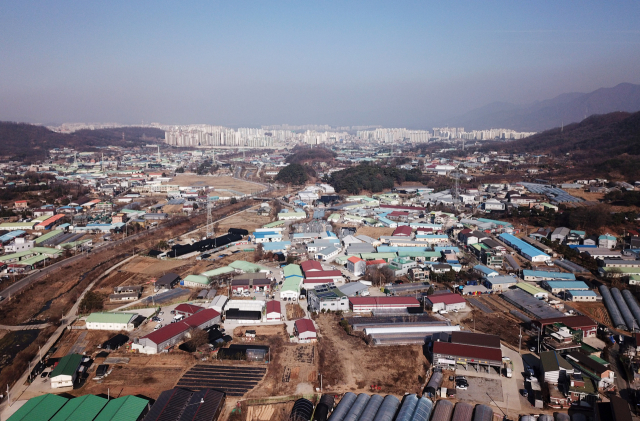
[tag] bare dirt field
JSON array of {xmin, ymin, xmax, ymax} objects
[
  {"xmin": 121, "ymin": 256, "xmax": 191, "ymax": 276},
  {"xmin": 314, "ymin": 314, "xmax": 427, "ymax": 395},
  {"xmin": 572, "ymin": 302, "xmax": 612, "ymax": 328},
  {"xmin": 166, "ymin": 175, "xmax": 262, "ymax": 194},
  {"xmin": 285, "ymin": 304, "xmax": 305, "ymax": 321},
  {"xmin": 355, "ymin": 226, "xmax": 395, "ymax": 238},
  {"xmin": 566, "ymin": 189, "xmax": 604, "ymax": 202},
  {"xmin": 74, "ymin": 353, "xmax": 196, "ymax": 400},
  {"xmin": 51, "ymin": 330, "xmax": 113, "ymax": 358},
  {"xmin": 217, "ymin": 211, "xmax": 271, "ymax": 233},
  {"xmin": 461, "ymin": 306, "xmax": 525, "ymax": 348}
]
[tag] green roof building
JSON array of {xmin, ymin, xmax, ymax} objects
[
  {"xmin": 50, "ymin": 354, "xmax": 83, "ymax": 388},
  {"xmin": 201, "ymin": 266, "xmax": 235, "ymax": 278},
  {"xmin": 93, "ymin": 395, "xmax": 148, "ymax": 421},
  {"xmin": 283, "ymin": 264, "xmax": 303, "ymax": 279},
  {"xmin": 86, "ymin": 312, "xmax": 137, "ymax": 331},
  {"xmin": 228, "ymin": 260, "xmax": 265, "ymax": 273},
  {"xmin": 183, "ymin": 274, "xmax": 210, "ymax": 287},
  {"xmin": 50, "ymin": 395, "xmax": 108, "ymax": 421},
  {"xmin": 7, "ymin": 394, "xmax": 68, "ymax": 421}
]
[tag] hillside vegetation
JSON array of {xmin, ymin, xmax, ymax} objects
[
  {"xmin": 275, "ymin": 163, "xmax": 316, "ymax": 185},
  {"xmin": 328, "ymin": 163, "xmax": 426, "ymax": 194},
  {"xmin": 285, "ymin": 147, "xmax": 336, "ymax": 164},
  {"xmin": 0, "ymin": 122, "xmax": 164, "ymax": 161}
]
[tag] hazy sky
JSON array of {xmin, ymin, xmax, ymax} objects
[{"xmin": 1, "ymin": 1, "xmax": 639, "ymax": 128}]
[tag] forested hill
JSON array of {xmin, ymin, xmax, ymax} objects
[
  {"xmin": 0, "ymin": 122, "xmax": 165, "ymax": 161},
  {"xmin": 493, "ymin": 111, "xmax": 640, "ymax": 158}
]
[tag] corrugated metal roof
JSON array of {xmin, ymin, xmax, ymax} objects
[
  {"xmin": 93, "ymin": 395, "xmax": 148, "ymax": 421},
  {"xmin": 51, "ymin": 354, "xmax": 82, "ymax": 378},
  {"xmin": 50, "ymin": 395, "xmax": 107, "ymax": 421},
  {"xmin": 7, "ymin": 394, "xmax": 68, "ymax": 421},
  {"xmin": 451, "ymin": 332, "xmax": 500, "ymax": 349},
  {"xmin": 86, "ymin": 312, "xmax": 136, "ymax": 324},
  {"xmin": 432, "ymin": 341, "xmax": 502, "ymax": 363}
]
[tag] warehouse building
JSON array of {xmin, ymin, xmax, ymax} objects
[
  {"xmin": 86, "ymin": 312, "xmax": 137, "ymax": 331},
  {"xmin": 50, "ymin": 354, "xmax": 83, "ymax": 389},
  {"xmin": 155, "ymin": 273, "xmax": 180, "ymax": 291},
  {"xmin": 484, "ymin": 275, "xmax": 518, "ymax": 292},
  {"xmin": 133, "ymin": 309, "xmax": 221, "ymax": 354},
  {"xmin": 431, "ymin": 341, "xmax": 503, "ymax": 371},
  {"xmin": 6, "ymin": 394, "xmax": 149, "ymax": 421},
  {"xmin": 523, "ymin": 270, "xmax": 576, "ymax": 282},
  {"xmin": 515, "ymin": 282, "xmax": 549, "ymax": 299},
  {"xmin": 501, "ymin": 289, "xmax": 565, "ymax": 319},
  {"xmin": 542, "ymin": 280, "xmax": 590, "ymax": 294},
  {"xmin": 349, "ymin": 296, "xmax": 420, "ymax": 313},
  {"xmin": 451, "ymin": 331, "xmax": 501, "ymax": 349},
  {"xmin": 424, "ymin": 293, "xmax": 467, "ymax": 312},
  {"xmin": 294, "ymin": 319, "xmax": 317, "ymax": 343},
  {"xmin": 174, "ymin": 303, "xmax": 205, "ymax": 317},
  {"xmin": 144, "ymin": 387, "xmax": 225, "ymax": 421},
  {"xmin": 566, "ymin": 290, "xmax": 598, "ymax": 302},
  {"xmin": 266, "ymin": 301, "xmax": 282, "ymax": 321},
  {"xmin": 498, "ymin": 233, "xmax": 552, "ymax": 262},
  {"xmin": 182, "ymin": 274, "xmax": 210, "ymax": 287}
]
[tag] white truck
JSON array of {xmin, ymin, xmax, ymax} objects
[{"xmin": 503, "ymin": 358, "xmax": 513, "ymax": 378}]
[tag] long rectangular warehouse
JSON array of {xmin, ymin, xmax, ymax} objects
[
  {"xmin": 432, "ymin": 341, "xmax": 502, "ymax": 369},
  {"xmin": 499, "ymin": 233, "xmax": 551, "ymax": 262}
]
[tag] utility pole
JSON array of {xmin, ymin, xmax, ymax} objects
[{"xmin": 519, "ymin": 326, "xmax": 522, "ymax": 354}]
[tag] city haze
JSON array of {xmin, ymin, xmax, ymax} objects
[{"xmin": 1, "ymin": 1, "xmax": 640, "ymax": 128}]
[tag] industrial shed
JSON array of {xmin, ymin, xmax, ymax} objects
[
  {"xmin": 451, "ymin": 331, "xmax": 500, "ymax": 349},
  {"xmin": 7, "ymin": 394, "xmax": 68, "ymax": 421},
  {"xmin": 93, "ymin": 395, "xmax": 149, "ymax": 421},
  {"xmin": 182, "ymin": 274, "xmax": 211, "ymax": 287},
  {"xmin": 501, "ymin": 289, "xmax": 565, "ymax": 319},
  {"xmin": 133, "ymin": 309, "xmax": 221, "ymax": 354},
  {"xmin": 224, "ymin": 309, "xmax": 263, "ymax": 323},
  {"xmin": 175, "ymin": 303, "xmax": 205, "ymax": 317},
  {"xmin": 349, "ymin": 296, "xmax": 420, "ymax": 313},
  {"xmin": 49, "ymin": 395, "xmax": 107, "ymax": 421},
  {"xmin": 266, "ymin": 300, "xmax": 282, "ymax": 321},
  {"xmin": 431, "ymin": 341, "xmax": 502, "ymax": 371},
  {"xmin": 294, "ymin": 319, "xmax": 317, "ymax": 342},
  {"xmin": 50, "ymin": 354, "xmax": 82, "ymax": 389},
  {"xmin": 155, "ymin": 273, "xmax": 180, "ymax": 291},
  {"xmin": 424, "ymin": 293, "xmax": 467, "ymax": 312},
  {"xmin": 144, "ymin": 387, "xmax": 225, "ymax": 421},
  {"xmin": 542, "ymin": 280, "xmax": 590, "ymax": 294},
  {"xmin": 86, "ymin": 312, "xmax": 137, "ymax": 331},
  {"xmin": 484, "ymin": 275, "xmax": 518, "ymax": 292}
]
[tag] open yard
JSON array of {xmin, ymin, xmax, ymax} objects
[
  {"xmin": 355, "ymin": 226, "xmax": 395, "ymax": 238},
  {"xmin": 165, "ymin": 175, "xmax": 264, "ymax": 194},
  {"xmin": 73, "ymin": 353, "xmax": 195, "ymax": 400},
  {"xmin": 50, "ymin": 330, "xmax": 113, "ymax": 358},
  {"xmin": 314, "ymin": 313, "xmax": 427, "ymax": 395}
]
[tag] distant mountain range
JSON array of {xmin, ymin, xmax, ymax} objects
[
  {"xmin": 0, "ymin": 122, "xmax": 164, "ymax": 161},
  {"xmin": 444, "ymin": 83, "xmax": 640, "ymax": 132}
]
